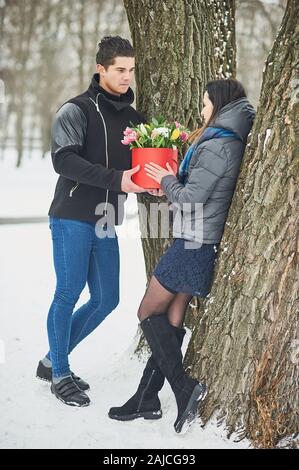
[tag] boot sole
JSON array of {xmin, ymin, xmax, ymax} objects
[
  {"xmin": 108, "ymin": 409, "xmax": 162, "ymax": 421},
  {"xmin": 174, "ymin": 384, "xmax": 208, "ymax": 434}
]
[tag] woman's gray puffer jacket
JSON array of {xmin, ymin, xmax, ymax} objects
[{"xmin": 161, "ymin": 98, "xmax": 256, "ymax": 244}]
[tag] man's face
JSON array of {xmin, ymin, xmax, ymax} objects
[{"xmin": 96, "ymin": 56, "xmax": 135, "ymax": 96}]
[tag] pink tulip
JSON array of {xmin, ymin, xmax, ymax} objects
[
  {"xmin": 129, "ymin": 130, "xmax": 138, "ymax": 141},
  {"xmin": 121, "ymin": 130, "xmax": 138, "ymax": 145},
  {"xmin": 180, "ymin": 131, "xmax": 188, "ymax": 142},
  {"xmin": 175, "ymin": 121, "xmax": 181, "ymax": 128},
  {"xmin": 123, "ymin": 127, "xmax": 134, "ymax": 136}
]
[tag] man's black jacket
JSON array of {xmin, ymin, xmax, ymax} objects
[{"xmin": 48, "ymin": 73, "xmax": 145, "ymax": 224}]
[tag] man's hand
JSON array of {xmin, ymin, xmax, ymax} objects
[
  {"xmin": 121, "ymin": 165, "xmax": 145, "ymax": 193},
  {"xmin": 147, "ymin": 189, "xmax": 165, "ymax": 197}
]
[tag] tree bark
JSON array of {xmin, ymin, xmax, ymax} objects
[
  {"xmin": 185, "ymin": 0, "xmax": 299, "ymax": 448},
  {"xmin": 124, "ymin": 0, "xmax": 236, "ymax": 290}
]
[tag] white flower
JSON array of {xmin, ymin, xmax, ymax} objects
[{"xmin": 155, "ymin": 127, "xmax": 170, "ymax": 138}]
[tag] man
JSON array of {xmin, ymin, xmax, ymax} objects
[{"xmin": 36, "ymin": 36, "xmax": 145, "ymax": 407}]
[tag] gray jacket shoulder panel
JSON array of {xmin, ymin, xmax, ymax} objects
[{"xmin": 51, "ymin": 102, "xmax": 87, "ymax": 155}]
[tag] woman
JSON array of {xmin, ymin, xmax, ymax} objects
[{"xmin": 109, "ymin": 79, "xmax": 255, "ymax": 433}]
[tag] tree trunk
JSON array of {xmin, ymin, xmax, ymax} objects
[
  {"xmin": 124, "ymin": 0, "xmax": 236, "ymax": 290},
  {"xmin": 185, "ymin": 0, "xmax": 299, "ymax": 448}
]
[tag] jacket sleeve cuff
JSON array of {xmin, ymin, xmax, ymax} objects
[
  {"xmin": 111, "ymin": 170, "xmax": 124, "ymax": 192},
  {"xmin": 161, "ymin": 175, "xmax": 178, "ymax": 191}
]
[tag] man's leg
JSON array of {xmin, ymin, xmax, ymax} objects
[
  {"xmin": 46, "ymin": 218, "xmax": 93, "ymax": 379},
  {"xmin": 68, "ymin": 225, "xmax": 120, "ymax": 353}
]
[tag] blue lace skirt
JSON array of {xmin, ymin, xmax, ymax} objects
[{"xmin": 153, "ymin": 238, "xmax": 219, "ymax": 297}]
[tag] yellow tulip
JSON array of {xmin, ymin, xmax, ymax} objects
[{"xmin": 170, "ymin": 128, "xmax": 180, "ymax": 140}]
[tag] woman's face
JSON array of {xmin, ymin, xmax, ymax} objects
[{"xmin": 201, "ymin": 91, "xmax": 214, "ymax": 123}]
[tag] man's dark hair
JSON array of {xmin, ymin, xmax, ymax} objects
[{"xmin": 96, "ymin": 36, "xmax": 135, "ymax": 68}]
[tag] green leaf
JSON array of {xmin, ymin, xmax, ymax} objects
[{"xmin": 157, "ymin": 136, "xmax": 165, "ymax": 148}]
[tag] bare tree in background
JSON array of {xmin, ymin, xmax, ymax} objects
[
  {"xmin": 65, "ymin": 0, "xmax": 129, "ymax": 90},
  {"xmin": 33, "ymin": 1, "xmax": 70, "ymax": 159},
  {"xmin": 236, "ymin": 0, "xmax": 287, "ymax": 107},
  {"xmin": 1, "ymin": 0, "xmax": 39, "ymax": 166},
  {"xmin": 0, "ymin": 0, "xmax": 128, "ymax": 166}
]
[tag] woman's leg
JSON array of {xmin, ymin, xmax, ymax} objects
[
  {"xmin": 167, "ymin": 293, "xmax": 193, "ymax": 328},
  {"xmin": 137, "ymin": 275, "xmax": 176, "ymax": 322},
  {"xmin": 138, "ymin": 281, "xmax": 206, "ymax": 433},
  {"xmin": 109, "ymin": 275, "xmax": 179, "ymax": 421},
  {"xmin": 140, "ymin": 312, "xmax": 207, "ymax": 433},
  {"xmin": 108, "ymin": 279, "xmax": 195, "ymax": 422},
  {"xmin": 137, "ymin": 273, "xmax": 192, "ymax": 327}
]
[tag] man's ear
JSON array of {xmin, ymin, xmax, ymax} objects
[{"xmin": 96, "ymin": 63, "xmax": 106, "ymax": 76}]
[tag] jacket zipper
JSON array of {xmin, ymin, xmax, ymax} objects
[
  {"xmin": 69, "ymin": 182, "xmax": 79, "ymax": 197},
  {"xmin": 89, "ymin": 94, "xmax": 109, "ymax": 216}
]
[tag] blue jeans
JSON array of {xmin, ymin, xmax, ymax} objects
[{"xmin": 46, "ymin": 217, "xmax": 120, "ymax": 378}]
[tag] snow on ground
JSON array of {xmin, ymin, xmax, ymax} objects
[{"xmin": 0, "ymin": 151, "xmax": 250, "ymax": 449}]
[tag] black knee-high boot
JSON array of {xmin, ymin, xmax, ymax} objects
[
  {"xmin": 140, "ymin": 314, "xmax": 207, "ymax": 433},
  {"xmin": 108, "ymin": 325, "xmax": 186, "ymax": 421}
]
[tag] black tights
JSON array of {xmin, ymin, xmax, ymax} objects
[{"xmin": 137, "ymin": 275, "xmax": 192, "ymax": 328}]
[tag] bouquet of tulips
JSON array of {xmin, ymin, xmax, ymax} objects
[{"xmin": 121, "ymin": 116, "xmax": 189, "ymax": 153}]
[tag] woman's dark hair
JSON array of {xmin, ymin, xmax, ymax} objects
[
  {"xmin": 96, "ymin": 36, "xmax": 134, "ymax": 69},
  {"xmin": 189, "ymin": 79, "xmax": 247, "ymax": 143}
]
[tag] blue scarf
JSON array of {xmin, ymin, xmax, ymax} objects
[{"xmin": 179, "ymin": 127, "xmax": 241, "ymax": 184}]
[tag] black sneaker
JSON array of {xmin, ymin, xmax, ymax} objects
[
  {"xmin": 108, "ymin": 393, "xmax": 162, "ymax": 421},
  {"xmin": 36, "ymin": 360, "xmax": 90, "ymax": 391},
  {"xmin": 51, "ymin": 376, "xmax": 90, "ymax": 407},
  {"xmin": 174, "ymin": 380, "xmax": 207, "ymax": 434}
]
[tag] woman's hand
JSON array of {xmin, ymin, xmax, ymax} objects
[
  {"xmin": 147, "ymin": 189, "xmax": 165, "ymax": 197},
  {"xmin": 144, "ymin": 162, "xmax": 176, "ymax": 184}
]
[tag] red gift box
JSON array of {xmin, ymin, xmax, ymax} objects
[{"xmin": 131, "ymin": 148, "xmax": 178, "ymax": 189}]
